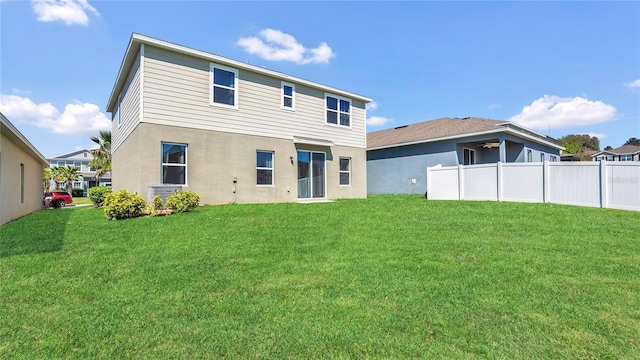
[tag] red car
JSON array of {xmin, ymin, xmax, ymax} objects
[{"xmin": 43, "ymin": 191, "xmax": 73, "ymax": 208}]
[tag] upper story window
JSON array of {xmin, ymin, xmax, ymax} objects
[
  {"xmin": 73, "ymin": 161, "xmax": 82, "ymax": 170},
  {"xmin": 210, "ymin": 64, "xmax": 238, "ymax": 109},
  {"xmin": 281, "ymin": 82, "xmax": 295, "ymax": 110},
  {"xmin": 58, "ymin": 161, "xmax": 66, "ymax": 167},
  {"xmin": 325, "ymin": 94, "xmax": 351, "ymax": 127},
  {"xmin": 162, "ymin": 143, "xmax": 187, "ymax": 185}
]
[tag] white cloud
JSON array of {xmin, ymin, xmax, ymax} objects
[
  {"xmin": 366, "ymin": 101, "xmax": 378, "ymax": 111},
  {"xmin": 367, "ymin": 116, "xmax": 394, "ymax": 127},
  {"xmin": 508, "ymin": 95, "xmax": 616, "ymax": 130},
  {"xmin": 488, "ymin": 103, "xmax": 502, "ymax": 110},
  {"xmin": 32, "ymin": 0, "xmax": 99, "ymax": 26},
  {"xmin": 0, "ymin": 94, "xmax": 110, "ymax": 135},
  {"xmin": 11, "ymin": 88, "xmax": 32, "ymax": 95},
  {"xmin": 625, "ymin": 79, "xmax": 640, "ymax": 90},
  {"xmin": 583, "ymin": 132, "xmax": 607, "ymax": 139},
  {"xmin": 0, "ymin": 94, "xmax": 58, "ymax": 119},
  {"xmin": 237, "ymin": 29, "xmax": 335, "ymax": 64}
]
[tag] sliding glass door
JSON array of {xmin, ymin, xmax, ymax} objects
[{"xmin": 297, "ymin": 150, "xmax": 325, "ymax": 199}]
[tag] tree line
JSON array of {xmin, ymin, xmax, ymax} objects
[{"xmin": 558, "ymin": 135, "xmax": 640, "ymax": 160}]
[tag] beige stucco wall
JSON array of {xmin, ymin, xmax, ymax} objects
[
  {"xmin": 112, "ymin": 123, "xmax": 366, "ymax": 205},
  {"xmin": 0, "ymin": 132, "xmax": 45, "ymax": 225}
]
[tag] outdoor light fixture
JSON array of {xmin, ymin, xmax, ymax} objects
[{"xmin": 290, "ymin": 156, "xmax": 294, "ymax": 164}]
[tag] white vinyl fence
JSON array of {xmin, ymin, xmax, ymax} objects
[{"xmin": 426, "ymin": 161, "xmax": 640, "ymax": 211}]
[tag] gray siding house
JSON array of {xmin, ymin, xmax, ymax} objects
[
  {"xmin": 367, "ymin": 117, "xmax": 564, "ymax": 195},
  {"xmin": 106, "ymin": 34, "xmax": 371, "ymax": 204},
  {"xmin": 592, "ymin": 145, "xmax": 640, "ymax": 162},
  {"xmin": 48, "ymin": 148, "xmax": 112, "ymax": 195}
]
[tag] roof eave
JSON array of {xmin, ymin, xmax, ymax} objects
[
  {"xmin": 368, "ymin": 127, "xmax": 565, "ymax": 151},
  {"xmin": 0, "ymin": 113, "xmax": 48, "ymax": 165},
  {"xmin": 367, "ymin": 128, "xmax": 507, "ymax": 151}
]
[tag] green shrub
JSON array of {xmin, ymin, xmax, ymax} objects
[
  {"xmin": 103, "ymin": 190, "xmax": 149, "ymax": 220},
  {"xmin": 72, "ymin": 189, "xmax": 84, "ymax": 198},
  {"xmin": 165, "ymin": 190, "xmax": 200, "ymax": 213},
  {"xmin": 150, "ymin": 195, "xmax": 164, "ymax": 215},
  {"xmin": 88, "ymin": 186, "xmax": 112, "ymax": 207}
]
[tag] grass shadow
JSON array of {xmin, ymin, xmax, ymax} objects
[{"xmin": 0, "ymin": 208, "xmax": 72, "ymax": 258}]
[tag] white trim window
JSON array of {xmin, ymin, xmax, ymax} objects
[
  {"xmin": 281, "ymin": 82, "xmax": 295, "ymax": 110},
  {"xmin": 256, "ymin": 151, "xmax": 274, "ymax": 186},
  {"xmin": 463, "ymin": 148, "xmax": 476, "ymax": 165},
  {"xmin": 73, "ymin": 161, "xmax": 82, "ymax": 170},
  {"xmin": 58, "ymin": 161, "xmax": 66, "ymax": 167},
  {"xmin": 210, "ymin": 64, "xmax": 238, "ymax": 109},
  {"xmin": 325, "ymin": 94, "xmax": 351, "ymax": 127},
  {"xmin": 620, "ymin": 154, "xmax": 633, "ymax": 161},
  {"xmin": 339, "ymin": 157, "xmax": 351, "ymax": 186},
  {"xmin": 73, "ymin": 181, "xmax": 83, "ymax": 190},
  {"xmin": 161, "ymin": 143, "xmax": 187, "ymax": 185}
]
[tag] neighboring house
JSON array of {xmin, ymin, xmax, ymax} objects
[
  {"xmin": 0, "ymin": 112, "xmax": 48, "ymax": 226},
  {"xmin": 48, "ymin": 148, "xmax": 112, "ymax": 195},
  {"xmin": 106, "ymin": 34, "xmax": 370, "ymax": 204},
  {"xmin": 367, "ymin": 117, "xmax": 564, "ymax": 194},
  {"xmin": 591, "ymin": 145, "xmax": 640, "ymax": 162}
]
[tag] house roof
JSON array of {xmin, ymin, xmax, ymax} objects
[
  {"xmin": 592, "ymin": 145, "xmax": 640, "ymax": 157},
  {"xmin": 0, "ymin": 112, "xmax": 48, "ymax": 165},
  {"xmin": 367, "ymin": 117, "xmax": 564, "ymax": 150},
  {"xmin": 106, "ymin": 33, "xmax": 372, "ymax": 112},
  {"xmin": 49, "ymin": 148, "xmax": 94, "ymax": 160}
]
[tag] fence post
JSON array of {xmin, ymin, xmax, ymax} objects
[
  {"xmin": 426, "ymin": 166, "xmax": 431, "ymax": 199},
  {"xmin": 599, "ymin": 160, "xmax": 608, "ymax": 209},
  {"xmin": 543, "ymin": 161, "xmax": 550, "ymax": 203},
  {"xmin": 496, "ymin": 162, "xmax": 503, "ymax": 202},
  {"xmin": 458, "ymin": 165, "xmax": 464, "ymax": 200}
]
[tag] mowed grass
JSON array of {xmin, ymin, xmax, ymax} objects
[{"xmin": 1, "ymin": 195, "xmax": 639, "ymax": 359}]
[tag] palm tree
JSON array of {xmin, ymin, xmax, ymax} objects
[
  {"xmin": 43, "ymin": 166, "xmax": 53, "ymax": 192},
  {"xmin": 51, "ymin": 167, "xmax": 65, "ymax": 189},
  {"xmin": 88, "ymin": 130, "xmax": 111, "ymax": 181},
  {"xmin": 58, "ymin": 166, "xmax": 81, "ymax": 196}
]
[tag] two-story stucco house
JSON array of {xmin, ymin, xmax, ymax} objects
[{"xmin": 106, "ymin": 34, "xmax": 371, "ymax": 204}]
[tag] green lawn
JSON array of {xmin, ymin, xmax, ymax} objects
[
  {"xmin": 69, "ymin": 196, "xmax": 93, "ymax": 206},
  {"xmin": 1, "ymin": 195, "xmax": 638, "ymax": 359}
]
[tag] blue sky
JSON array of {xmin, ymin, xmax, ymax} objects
[{"xmin": 1, "ymin": 1, "xmax": 638, "ymax": 158}]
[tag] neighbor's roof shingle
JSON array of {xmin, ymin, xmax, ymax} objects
[
  {"xmin": 367, "ymin": 117, "xmax": 508, "ymax": 149},
  {"xmin": 609, "ymin": 145, "xmax": 640, "ymax": 155}
]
